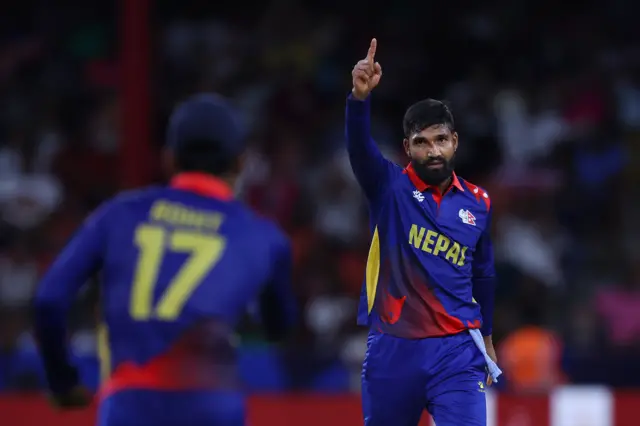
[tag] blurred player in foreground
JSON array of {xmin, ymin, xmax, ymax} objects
[
  {"xmin": 347, "ymin": 39, "xmax": 502, "ymax": 426},
  {"xmin": 33, "ymin": 93, "xmax": 297, "ymax": 426}
]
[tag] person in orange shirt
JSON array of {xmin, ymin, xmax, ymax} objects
[{"xmin": 499, "ymin": 325, "xmax": 565, "ymax": 392}]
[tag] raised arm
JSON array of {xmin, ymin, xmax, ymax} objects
[{"xmin": 346, "ymin": 38, "xmax": 400, "ymax": 204}]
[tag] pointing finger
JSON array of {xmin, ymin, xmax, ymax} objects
[{"xmin": 366, "ymin": 38, "xmax": 377, "ymax": 63}]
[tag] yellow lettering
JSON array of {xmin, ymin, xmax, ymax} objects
[
  {"xmin": 149, "ymin": 200, "xmax": 223, "ymax": 230},
  {"xmin": 409, "ymin": 225, "xmax": 426, "ymax": 248},
  {"xmin": 130, "ymin": 224, "xmax": 226, "ymax": 321},
  {"xmin": 457, "ymin": 246, "xmax": 468, "ymax": 266},
  {"xmin": 408, "ymin": 225, "xmax": 470, "ymax": 267},
  {"xmin": 150, "ymin": 201, "xmax": 168, "ymax": 222},
  {"xmin": 204, "ymin": 214, "xmax": 223, "ymax": 229},
  {"xmin": 167, "ymin": 204, "xmax": 180, "ymax": 223},
  {"xmin": 445, "ymin": 242, "xmax": 461, "ymax": 264},
  {"xmin": 421, "ymin": 230, "xmax": 438, "ymax": 253},
  {"xmin": 433, "ymin": 234, "xmax": 450, "ymax": 255},
  {"xmin": 177, "ymin": 209, "xmax": 189, "ymax": 226}
]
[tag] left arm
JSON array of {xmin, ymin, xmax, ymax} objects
[
  {"xmin": 258, "ymin": 230, "xmax": 297, "ymax": 342},
  {"xmin": 472, "ymin": 208, "xmax": 496, "ymax": 338},
  {"xmin": 34, "ymin": 203, "xmax": 111, "ymax": 395}
]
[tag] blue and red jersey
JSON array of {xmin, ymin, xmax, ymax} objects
[
  {"xmin": 345, "ymin": 94, "xmax": 496, "ymax": 339},
  {"xmin": 34, "ymin": 173, "xmax": 296, "ymax": 398}
]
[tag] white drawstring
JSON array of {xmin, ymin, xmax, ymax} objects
[{"xmin": 469, "ymin": 328, "xmax": 502, "ymax": 383}]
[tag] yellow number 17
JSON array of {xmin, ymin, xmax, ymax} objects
[{"xmin": 129, "ymin": 224, "xmax": 226, "ymax": 321}]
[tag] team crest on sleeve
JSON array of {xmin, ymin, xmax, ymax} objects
[{"xmin": 458, "ymin": 209, "xmax": 476, "ymax": 226}]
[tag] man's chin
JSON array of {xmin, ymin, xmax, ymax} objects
[{"xmin": 416, "ymin": 169, "xmax": 452, "ymax": 186}]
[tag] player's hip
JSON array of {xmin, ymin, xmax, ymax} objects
[
  {"xmin": 363, "ymin": 328, "xmax": 484, "ymax": 377},
  {"xmin": 97, "ymin": 389, "xmax": 245, "ymax": 426}
]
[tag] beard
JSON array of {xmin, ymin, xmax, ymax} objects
[{"xmin": 411, "ymin": 155, "xmax": 455, "ymax": 186}]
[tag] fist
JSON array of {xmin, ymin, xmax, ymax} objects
[
  {"xmin": 49, "ymin": 385, "xmax": 93, "ymax": 410},
  {"xmin": 483, "ymin": 335, "xmax": 498, "ymax": 386},
  {"xmin": 352, "ymin": 38, "xmax": 382, "ymax": 100}
]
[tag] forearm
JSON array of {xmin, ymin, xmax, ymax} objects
[
  {"xmin": 33, "ymin": 299, "xmax": 78, "ymax": 393},
  {"xmin": 345, "ymin": 93, "xmax": 387, "ymax": 183},
  {"xmin": 260, "ymin": 237, "xmax": 297, "ymax": 341},
  {"xmin": 472, "ymin": 276, "xmax": 496, "ymax": 336},
  {"xmin": 259, "ymin": 285, "xmax": 297, "ymax": 341}
]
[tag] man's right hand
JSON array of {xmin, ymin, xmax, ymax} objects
[{"xmin": 352, "ymin": 38, "xmax": 382, "ymax": 100}]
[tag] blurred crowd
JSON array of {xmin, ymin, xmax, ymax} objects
[{"xmin": 1, "ymin": 0, "xmax": 640, "ymax": 392}]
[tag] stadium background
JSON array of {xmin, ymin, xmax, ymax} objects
[{"xmin": 1, "ymin": 0, "xmax": 640, "ymax": 424}]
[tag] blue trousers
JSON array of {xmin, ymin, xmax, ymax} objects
[
  {"xmin": 362, "ymin": 330, "xmax": 487, "ymax": 426},
  {"xmin": 97, "ymin": 389, "xmax": 245, "ymax": 426}
]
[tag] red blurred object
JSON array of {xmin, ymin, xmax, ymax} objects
[
  {"xmin": 119, "ymin": 0, "xmax": 152, "ymax": 188},
  {"xmin": 338, "ymin": 251, "xmax": 368, "ymax": 297},
  {"xmin": 86, "ymin": 60, "xmax": 119, "ymax": 88},
  {"xmin": 2, "ymin": 389, "xmax": 640, "ymax": 426},
  {"xmin": 245, "ymin": 180, "xmax": 300, "ymax": 231}
]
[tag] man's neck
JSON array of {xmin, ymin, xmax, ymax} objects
[{"xmin": 437, "ymin": 175, "xmax": 453, "ymax": 194}]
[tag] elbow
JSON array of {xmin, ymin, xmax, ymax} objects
[
  {"xmin": 33, "ymin": 292, "xmax": 68, "ymax": 328},
  {"xmin": 33, "ymin": 292, "xmax": 63, "ymax": 313},
  {"xmin": 472, "ymin": 275, "xmax": 496, "ymax": 291},
  {"xmin": 33, "ymin": 293, "xmax": 54, "ymax": 317}
]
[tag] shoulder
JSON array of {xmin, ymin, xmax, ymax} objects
[
  {"xmin": 106, "ymin": 186, "xmax": 165, "ymax": 210},
  {"xmin": 458, "ymin": 178, "xmax": 491, "ymax": 213},
  {"xmin": 89, "ymin": 186, "xmax": 165, "ymax": 225}
]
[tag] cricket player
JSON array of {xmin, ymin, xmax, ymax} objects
[
  {"xmin": 34, "ymin": 93, "xmax": 297, "ymax": 426},
  {"xmin": 347, "ymin": 39, "xmax": 501, "ymax": 426}
]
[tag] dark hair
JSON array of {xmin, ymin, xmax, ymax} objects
[
  {"xmin": 402, "ymin": 99, "xmax": 455, "ymax": 137},
  {"xmin": 174, "ymin": 138, "xmax": 238, "ymax": 175}
]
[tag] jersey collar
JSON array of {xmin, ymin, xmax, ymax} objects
[
  {"xmin": 170, "ymin": 172, "xmax": 234, "ymax": 200},
  {"xmin": 403, "ymin": 163, "xmax": 464, "ymax": 193}
]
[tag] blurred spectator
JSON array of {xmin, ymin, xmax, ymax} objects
[
  {"xmin": 0, "ymin": 241, "xmax": 38, "ymax": 309},
  {"xmin": 561, "ymin": 303, "xmax": 607, "ymax": 385},
  {"xmin": 499, "ymin": 322, "xmax": 565, "ymax": 393},
  {"xmin": 496, "ymin": 193, "xmax": 567, "ymax": 288},
  {"xmin": 595, "ymin": 264, "xmax": 640, "ymax": 348}
]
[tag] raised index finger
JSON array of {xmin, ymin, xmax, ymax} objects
[{"xmin": 366, "ymin": 38, "xmax": 377, "ymax": 63}]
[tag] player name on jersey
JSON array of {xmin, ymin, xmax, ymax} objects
[{"xmin": 150, "ymin": 200, "xmax": 224, "ymax": 230}]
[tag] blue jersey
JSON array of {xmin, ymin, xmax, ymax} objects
[
  {"xmin": 34, "ymin": 172, "xmax": 296, "ymax": 397},
  {"xmin": 345, "ymin": 94, "xmax": 496, "ymax": 339}
]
